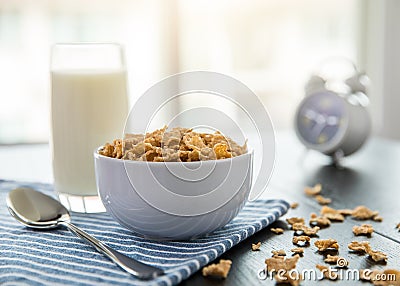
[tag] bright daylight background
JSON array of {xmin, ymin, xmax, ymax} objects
[{"xmin": 0, "ymin": 0, "xmax": 399, "ymax": 144}]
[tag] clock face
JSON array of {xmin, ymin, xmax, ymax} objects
[{"xmin": 296, "ymin": 91, "xmax": 346, "ymax": 146}]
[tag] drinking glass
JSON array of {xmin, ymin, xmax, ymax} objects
[{"xmin": 50, "ymin": 43, "xmax": 128, "ymax": 213}]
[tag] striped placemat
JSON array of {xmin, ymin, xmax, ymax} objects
[{"xmin": 0, "ymin": 179, "xmax": 289, "ymax": 286}]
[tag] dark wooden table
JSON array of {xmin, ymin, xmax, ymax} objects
[{"xmin": 181, "ymin": 132, "xmax": 400, "ymax": 285}]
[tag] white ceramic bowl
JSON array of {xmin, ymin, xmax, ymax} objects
[{"xmin": 94, "ymin": 148, "xmax": 253, "ymax": 240}]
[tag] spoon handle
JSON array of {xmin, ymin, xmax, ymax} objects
[{"xmin": 60, "ymin": 221, "xmax": 164, "ymax": 279}]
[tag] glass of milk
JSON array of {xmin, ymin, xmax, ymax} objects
[{"xmin": 50, "ymin": 43, "xmax": 128, "ymax": 213}]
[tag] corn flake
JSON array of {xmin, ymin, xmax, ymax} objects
[
  {"xmin": 271, "ymin": 249, "xmax": 286, "ymax": 257},
  {"xmin": 304, "ymin": 183, "xmax": 322, "ymax": 196},
  {"xmin": 286, "ymin": 217, "xmax": 305, "ymax": 226},
  {"xmin": 314, "ymin": 239, "xmax": 339, "ymax": 251},
  {"xmin": 348, "ymin": 241, "xmax": 370, "ymax": 253},
  {"xmin": 353, "ymin": 224, "xmax": 374, "ymax": 236},
  {"xmin": 315, "ymin": 195, "xmax": 332, "ymax": 205},
  {"xmin": 271, "ymin": 227, "xmax": 284, "ymax": 235},
  {"xmin": 100, "ymin": 126, "xmax": 247, "ymax": 162},
  {"xmin": 251, "ymin": 242, "xmax": 261, "ymax": 251},
  {"xmin": 292, "ymin": 223, "xmax": 320, "ymax": 236},
  {"xmin": 292, "ymin": 236, "xmax": 311, "ymax": 246},
  {"xmin": 324, "ymin": 255, "xmax": 342, "ymax": 264},
  {"xmin": 310, "ymin": 213, "xmax": 331, "ymax": 228},
  {"xmin": 320, "ymin": 206, "xmax": 345, "ymax": 222},
  {"xmin": 351, "ymin": 206, "xmax": 380, "ymax": 220},
  {"xmin": 202, "ymin": 259, "xmax": 232, "ymax": 278},
  {"xmin": 291, "ymin": 248, "xmax": 304, "ymax": 255}
]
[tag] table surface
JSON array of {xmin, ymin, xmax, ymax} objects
[
  {"xmin": 1, "ymin": 132, "xmax": 400, "ymax": 285},
  {"xmin": 183, "ymin": 132, "xmax": 400, "ymax": 285}
]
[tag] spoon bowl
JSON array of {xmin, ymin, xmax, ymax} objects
[
  {"xmin": 6, "ymin": 187, "xmax": 164, "ymax": 280},
  {"xmin": 7, "ymin": 187, "xmax": 70, "ymax": 229}
]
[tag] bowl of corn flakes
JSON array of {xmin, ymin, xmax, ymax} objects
[{"xmin": 94, "ymin": 126, "xmax": 253, "ymax": 240}]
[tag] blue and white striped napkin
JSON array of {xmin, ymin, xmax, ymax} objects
[{"xmin": 0, "ymin": 179, "xmax": 289, "ymax": 286}]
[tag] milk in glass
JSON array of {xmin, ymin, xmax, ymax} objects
[{"xmin": 50, "ymin": 44, "xmax": 128, "ymax": 213}]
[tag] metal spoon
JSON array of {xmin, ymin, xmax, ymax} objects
[{"xmin": 6, "ymin": 187, "xmax": 164, "ymax": 280}]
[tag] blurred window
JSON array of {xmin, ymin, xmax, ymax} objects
[{"xmin": 0, "ymin": 0, "xmax": 362, "ymax": 143}]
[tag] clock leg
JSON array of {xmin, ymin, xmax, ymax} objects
[{"xmin": 331, "ymin": 149, "xmax": 344, "ymax": 168}]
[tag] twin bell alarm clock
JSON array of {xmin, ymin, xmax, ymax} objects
[{"xmin": 295, "ymin": 60, "xmax": 371, "ymax": 162}]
